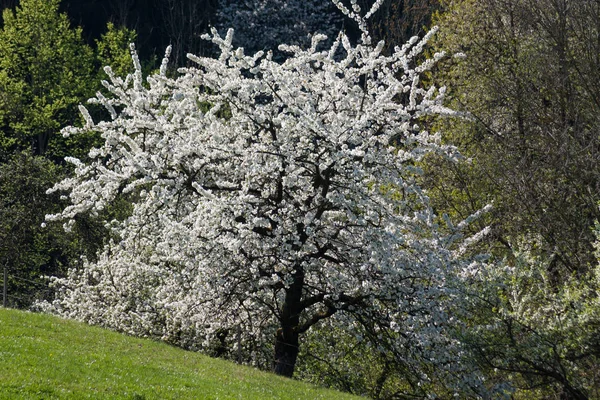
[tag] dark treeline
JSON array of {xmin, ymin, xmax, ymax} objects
[
  {"xmin": 0, "ymin": 0, "xmax": 219, "ymax": 65},
  {"xmin": 62, "ymin": 0, "xmax": 219, "ymax": 65},
  {"xmin": 0, "ymin": 0, "xmax": 438, "ymax": 65}
]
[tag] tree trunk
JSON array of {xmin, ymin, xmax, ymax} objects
[
  {"xmin": 273, "ymin": 326, "xmax": 300, "ymax": 377},
  {"xmin": 272, "ymin": 266, "xmax": 304, "ymax": 377},
  {"xmin": 34, "ymin": 131, "xmax": 49, "ymax": 156}
]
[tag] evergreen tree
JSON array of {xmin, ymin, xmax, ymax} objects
[
  {"xmin": 0, "ymin": 0, "xmax": 94, "ymax": 160},
  {"xmin": 95, "ymin": 22, "xmax": 137, "ymax": 78},
  {"xmin": 0, "ymin": 1, "xmax": 138, "ymax": 309}
]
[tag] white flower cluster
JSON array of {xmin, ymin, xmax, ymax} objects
[{"xmin": 43, "ymin": 2, "xmax": 491, "ymax": 395}]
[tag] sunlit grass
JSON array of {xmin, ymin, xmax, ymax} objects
[{"xmin": 0, "ymin": 308, "xmax": 362, "ymax": 399}]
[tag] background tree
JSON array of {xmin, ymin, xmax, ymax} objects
[
  {"xmin": 0, "ymin": 152, "xmax": 67, "ymax": 308},
  {"xmin": 0, "ymin": 0, "xmax": 138, "ymax": 309},
  {"xmin": 0, "ymin": 150, "xmax": 112, "ymax": 309},
  {"xmin": 361, "ymin": 0, "xmax": 441, "ymax": 54},
  {"xmin": 429, "ymin": 0, "xmax": 600, "ymax": 274},
  {"xmin": 160, "ymin": 0, "xmax": 219, "ymax": 66},
  {"xmin": 60, "ymin": 0, "xmax": 218, "ymax": 66},
  {"xmin": 0, "ymin": 0, "xmax": 95, "ymax": 160},
  {"xmin": 215, "ymin": 0, "xmax": 343, "ymax": 56},
  {"xmin": 95, "ymin": 22, "xmax": 137, "ymax": 78},
  {"xmin": 425, "ymin": 0, "xmax": 600, "ymax": 397},
  {"xmin": 463, "ymin": 237, "xmax": 600, "ymax": 399}
]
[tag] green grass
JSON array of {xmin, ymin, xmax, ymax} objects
[{"xmin": 0, "ymin": 308, "xmax": 362, "ymax": 400}]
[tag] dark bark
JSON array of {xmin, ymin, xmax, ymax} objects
[
  {"xmin": 272, "ymin": 267, "xmax": 303, "ymax": 377},
  {"xmin": 273, "ymin": 326, "xmax": 300, "ymax": 377}
]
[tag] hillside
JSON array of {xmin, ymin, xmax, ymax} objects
[{"xmin": 0, "ymin": 308, "xmax": 362, "ymax": 400}]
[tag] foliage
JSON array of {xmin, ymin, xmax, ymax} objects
[
  {"xmin": 0, "ymin": 0, "xmax": 94, "ymax": 160},
  {"xmin": 0, "ymin": 152, "xmax": 67, "ymax": 307},
  {"xmin": 296, "ymin": 315, "xmax": 435, "ymax": 399},
  {"xmin": 95, "ymin": 22, "xmax": 138, "ymax": 78},
  {"xmin": 0, "ymin": 1, "xmax": 141, "ymax": 310},
  {"xmin": 425, "ymin": 1, "xmax": 600, "ymax": 396},
  {"xmin": 0, "ymin": 308, "xmax": 361, "ymax": 400},
  {"xmin": 429, "ymin": 0, "xmax": 600, "ymax": 274},
  {"xmin": 0, "ymin": 152, "xmax": 116, "ymax": 309},
  {"xmin": 42, "ymin": 1, "xmax": 493, "ymax": 396},
  {"xmin": 462, "ymin": 235, "xmax": 600, "ymax": 399}
]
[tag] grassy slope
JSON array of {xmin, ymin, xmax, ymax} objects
[{"xmin": 0, "ymin": 308, "xmax": 362, "ymax": 400}]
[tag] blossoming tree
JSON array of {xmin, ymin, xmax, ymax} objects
[{"xmin": 45, "ymin": 0, "xmax": 490, "ymax": 394}]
